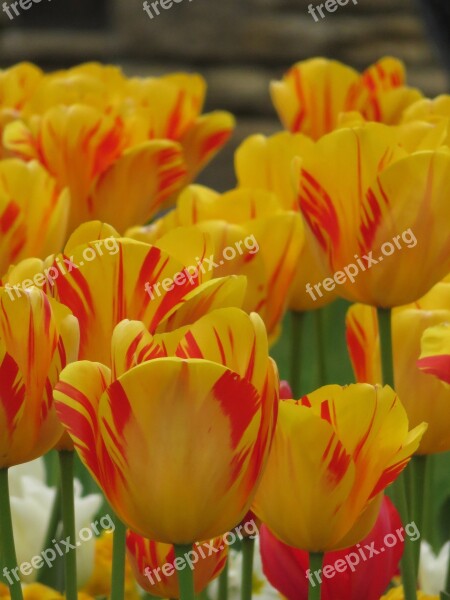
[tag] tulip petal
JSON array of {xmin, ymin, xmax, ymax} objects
[
  {"xmin": 54, "ymin": 360, "xmax": 113, "ymax": 489},
  {"xmin": 418, "ymin": 323, "xmax": 450, "ymax": 385},
  {"xmin": 180, "ymin": 111, "xmax": 235, "ymax": 180},
  {"xmin": 90, "ymin": 141, "xmax": 187, "ymax": 232},
  {"xmin": 98, "ymin": 358, "xmax": 263, "ymax": 543}
]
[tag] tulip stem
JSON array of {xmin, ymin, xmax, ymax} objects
[
  {"xmin": 290, "ymin": 310, "xmax": 305, "ymax": 397},
  {"xmin": 308, "ymin": 553, "xmax": 323, "ymax": 600},
  {"xmin": 59, "ymin": 451, "xmax": 77, "ymax": 600},
  {"xmin": 241, "ymin": 537, "xmax": 255, "ymax": 600},
  {"xmin": 0, "ymin": 469, "xmax": 24, "ymax": 600},
  {"xmin": 175, "ymin": 544, "xmax": 195, "ymax": 600},
  {"xmin": 111, "ymin": 514, "xmax": 126, "ymax": 600},
  {"xmin": 410, "ymin": 454, "xmax": 429, "ymax": 572},
  {"xmin": 377, "ymin": 308, "xmax": 417, "ymax": 600},
  {"xmin": 314, "ymin": 309, "xmax": 327, "ymax": 387},
  {"xmin": 217, "ymin": 558, "xmax": 228, "ymax": 600}
]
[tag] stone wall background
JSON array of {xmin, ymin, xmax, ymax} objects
[{"xmin": 0, "ymin": 0, "xmax": 448, "ymax": 189}]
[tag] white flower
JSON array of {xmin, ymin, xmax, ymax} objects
[
  {"xmin": 9, "ymin": 457, "xmax": 103, "ymax": 587},
  {"xmin": 209, "ymin": 537, "xmax": 281, "ymax": 600},
  {"xmin": 419, "ymin": 540, "xmax": 449, "ymax": 595}
]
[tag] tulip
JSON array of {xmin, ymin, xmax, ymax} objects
[
  {"xmin": 381, "ymin": 587, "xmax": 438, "ymax": 600},
  {"xmin": 126, "ymin": 185, "xmax": 304, "ymax": 341},
  {"xmin": 3, "ymin": 66, "xmax": 234, "ymax": 235},
  {"xmin": 235, "ymin": 131, "xmax": 336, "ymax": 312},
  {"xmin": 271, "ymin": 57, "xmax": 422, "ymax": 139},
  {"xmin": 0, "ymin": 63, "xmax": 43, "ymax": 159},
  {"xmin": 0, "ymin": 287, "xmax": 79, "ymax": 468},
  {"xmin": 126, "ymin": 532, "xmax": 227, "ymax": 598},
  {"xmin": 260, "ymin": 496, "xmax": 403, "ymax": 600},
  {"xmin": 346, "ymin": 280, "xmax": 450, "ymax": 454},
  {"xmin": 419, "ymin": 541, "xmax": 449, "ymax": 596},
  {"xmin": 54, "ymin": 307, "xmax": 279, "ymax": 545},
  {"xmin": 210, "ymin": 537, "xmax": 279, "ymax": 600},
  {"xmin": 252, "ymin": 384, "xmax": 426, "ymax": 552},
  {"xmin": 27, "ymin": 64, "xmax": 235, "ymax": 190},
  {"xmin": 81, "ymin": 531, "xmax": 140, "ymax": 600},
  {"xmin": 0, "ymin": 159, "xmax": 69, "ymax": 278},
  {"xmin": 401, "ymin": 95, "xmax": 450, "ymax": 125},
  {"xmin": 3, "ymin": 107, "xmax": 186, "ymax": 235},
  {"xmin": 3, "ymin": 221, "xmax": 246, "ymax": 365},
  {"xmin": 418, "ymin": 322, "xmax": 450, "ymax": 384},
  {"xmin": 297, "ymin": 122, "xmax": 450, "ymax": 307},
  {"xmin": 8, "ymin": 458, "xmax": 102, "ymax": 586}
]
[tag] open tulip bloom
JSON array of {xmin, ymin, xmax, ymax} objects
[
  {"xmin": 252, "ymin": 384, "xmax": 426, "ymax": 552},
  {"xmin": 54, "ymin": 308, "xmax": 279, "ymax": 544}
]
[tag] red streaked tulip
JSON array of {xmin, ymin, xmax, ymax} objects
[
  {"xmin": 4, "ymin": 106, "xmax": 186, "ymax": 234},
  {"xmin": 3, "ymin": 221, "xmax": 247, "ymax": 365},
  {"xmin": 54, "ymin": 307, "xmax": 279, "ymax": 543},
  {"xmin": 252, "ymin": 384, "xmax": 426, "ymax": 551},
  {"xmin": 0, "ymin": 286, "xmax": 79, "ymax": 468},
  {"xmin": 346, "ymin": 280, "xmax": 450, "ymax": 454},
  {"xmin": 271, "ymin": 57, "xmax": 422, "ymax": 139},
  {"xmin": 418, "ymin": 323, "xmax": 450, "ymax": 385},
  {"xmin": 235, "ymin": 131, "xmax": 337, "ymax": 311},
  {"xmin": 126, "ymin": 532, "xmax": 227, "ymax": 598},
  {"xmin": 127, "ymin": 185, "xmax": 304, "ymax": 342},
  {"xmin": 0, "ymin": 159, "xmax": 69, "ymax": 278},
  {"xmin": 297, "ymin": 122, "xmax": 450, "ymax": 306},
  {"xmin": 260, "ymin": 496, "xmax": 403, "ymax": 600}
]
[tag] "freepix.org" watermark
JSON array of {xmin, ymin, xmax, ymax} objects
[
  {"xmin": 305, "ymin": 228, "xmax": 417, "ymax": 302},
  {"xmin": 2, "ymin": 514, "xmax": 114, "ymax": 585},
  {"xmin": 306, "ymin": 521, "xmax": 420, "ymax": 587},
  {"xmin": 307, "ymin": 0, "xmax": 358, "ymax": 22},
  {"xmin": 143, "ymin": 0, "xmax": 193, "ymax": 20},
  {"xmin": 144, "ymin": 234, "xmax": 259, "ymax": 300},
  {"xmin": 145, "ymin": 520, "xmax": 258, "ymax": 587},
  {"xmin": 4, "ymin": 237, "xmax": 119, "ymax": 302}
]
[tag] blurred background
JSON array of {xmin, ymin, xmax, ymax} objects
[{"xmin": 0, "ymin": 0, "xmax": 449, "ymax": 191}]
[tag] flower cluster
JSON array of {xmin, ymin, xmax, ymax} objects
[{"xmin": 0, "ymin": 56, "xmax": 449, "ymax": 600}]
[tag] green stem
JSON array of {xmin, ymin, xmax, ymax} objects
[
  {"xmin": 59, "ymin": 451, "xmax": 77, "ymax": 600},
  {"xmin": 314, "ymin": 309, "xmax": 326, "ymax": 387},
  {"xmin": 290, "ymin": 311, "xmax": 305, "ymax": 397},
  {"xmin": 308, "ymin": 553, "xmax": 323, "ymax": 600},
  {"xmin": 217, "ymin": 558, "xmax": 228, "ymax": 600},
  {"xmin": 377, "ymin": 308, "xmax": 417, "ymax": 600},
  {"xmin": 0, "ymin": 469, "xmax": 24, "ymax": 600},
  {"xmin": 410, "ymin": 455, "xmax": 428, "ymax": 573},
  {"xmin": 241, "ymin": 537, "xmax": 255, "ymax": 600},
  {"xmin": 37, "ymin": 484, "xmax": 62, "ymax": 587},
  {"xmin": 111, "ymin": 514, "xmax": 126, "ymax": 600},
  {"xmin": 175, "ymin": 544, "xmax": 195, "ymax": 600}
]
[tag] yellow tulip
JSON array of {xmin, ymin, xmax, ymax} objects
[
  {"xmin": 381, "ymin": 587, "xmax": 438, "ymax": 600},
  {"xmin": 127, "ymin": 185, "xmax": 304, "ymax": 341},
  {"xmin": 54, "ymin": 307, "xmax": 279, "ymax": 544},
  {"xmin": 271, "ymin": 57, "xmax": 422, "ymax": 139},
  {"xmin": 346, "ymin": 279, "xmax": 450, "ymax": 454},
  {"xmin": 252, "ymin": 384, "xmax": 426, "ymax": 551},
  {"xmin": 418, "ymin": 322, "xmax": 450, "ymax": 385},
  {"xmin": 0, "ymin": 159, "xmax": 69, "ymax": 278},
  {"xmin": 296, "ymin": 122, "xmax": 450, "ymax": 306},
  {"xmin": 3, "ymin": 221, "xmax": 246, "ymax": 365},
  {"xmin": 4, "ymin": 106, "xmax": 186, "ymax": 234},
  {"xmin": 126, "ymin": 531, "xmax": 227, "ymax": 598},
  {"xmin": 0, "ymin": 287, "xmax": 79, "ymax": 468},
  {"xmin": 81, "ymin": 531, "xmax": 140, "ymax": 600},
  {"xmin": 235, "ymin": 131, "xmax": 337, "ymax": 310},
  {"xmin": 0, "ymin": 63, "xmax": 43, "ymax": 159},
  {"xmin": 2, "ymin": 64, "xmax": 235, "ymax": 234}
]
